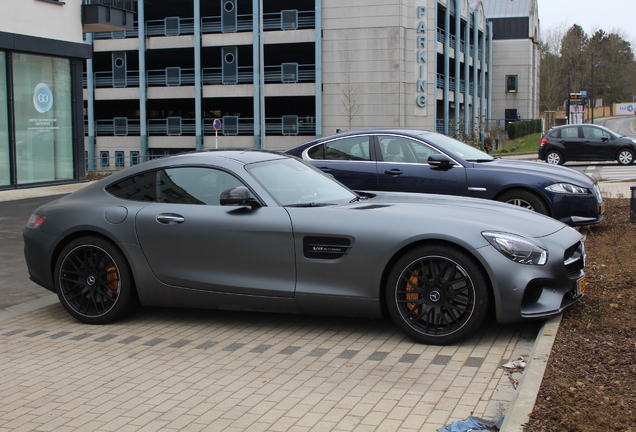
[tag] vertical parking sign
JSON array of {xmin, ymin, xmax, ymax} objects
[{"xmin": 213, "ymin": 119, "xmax": 222, "ymax": 149}]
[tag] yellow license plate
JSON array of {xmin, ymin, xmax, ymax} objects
[{"xmin": 577, "ymin": 276, "xmax": 586, "ymax": 296}]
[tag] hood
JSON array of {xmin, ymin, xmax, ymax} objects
[
  {"xmin": 357, "ymin": 191, "xmax": 568, "ymax": 238},
  {"xmin": 473, "ymin": 158, "xmax": 595, "ymax": 187}
]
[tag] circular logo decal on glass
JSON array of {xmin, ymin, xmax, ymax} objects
[{"xmin": 33, "ymin": 83, "xmax": 54, "ymax": 113}]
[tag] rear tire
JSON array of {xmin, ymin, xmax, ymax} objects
[
  {"xmin": 54, "ymin": 236, "xmax": 138, "ymax": 324},
  {"xmin": 386, "ymin": 244, "xmax": 490, "ymax": 345}
]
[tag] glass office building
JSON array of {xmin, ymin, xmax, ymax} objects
[{"xmin": 0, "ymin": 0, "xmax": 128, "ymax": 190}]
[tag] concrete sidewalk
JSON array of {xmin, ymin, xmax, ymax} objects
[{"xmin": 0, "ymin": 180, "xmax": 608, "ymax": 432}]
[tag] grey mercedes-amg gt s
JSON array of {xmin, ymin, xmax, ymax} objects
[{"xmin": 23, "ymin": 150, "xmax": 586, "ymax": 345}]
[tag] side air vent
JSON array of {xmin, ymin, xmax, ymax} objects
[
  {"xmin": 351, "ymin": 204, "xmax": 391, "ymax": 210},
  {"xmin": 304, "ymin": 237, "xmax": 351, "ymax": 259}
]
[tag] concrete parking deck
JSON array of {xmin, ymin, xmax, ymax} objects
[{"xmin": 0, "ymin": 179, "xmax": 629, "ymax": 432}]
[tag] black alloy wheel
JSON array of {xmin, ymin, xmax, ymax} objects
[
  {"xmin": 497, "ymin": 189, "xmax": 549, "ymax": 215},
  {"xmin": 386, "ymin": 245, "xmax": 489, "ymax": 345},
  {"xmin": 55, "ymin": 236, "xmax": 138, "ymax": 324}
]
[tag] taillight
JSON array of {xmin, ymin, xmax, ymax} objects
[
  {"xmin": 26, "ymin": 214, "xmax": 46, "ymax": 229},
  {"xmin": 540, "ymin": 138, "xmax": 548, "ymax": 147}
]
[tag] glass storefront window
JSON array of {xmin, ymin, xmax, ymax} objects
[
  {"xmin": 13, "ymin": 53, "xmax": 74, "ymax": 184},
  {"xmin": 0, "ymin": 53, "xmax": 9, "ymax": 187}
]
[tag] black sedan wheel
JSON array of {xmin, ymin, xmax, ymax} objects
[
  {"xmin": 55, "ymin": 236, "xmax": 138, "ymax": 324},
  {"xmin": 497, "ymin": 189, "xmax": 549, "ymax": 215},
  {"xmin": 545, "ymin": 151, "xmax": 563, "ymax": 165},
  {"xmin": 617, "ymin": 149, "xmax": 635, "ymax": 165},
  {"xmin": 386, "ymin": 245, "xmax": 489, "ymax": 345}
]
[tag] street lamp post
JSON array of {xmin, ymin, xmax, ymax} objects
[
  {"xmin": 590, "ymin": 53, "xmax": 606, "ymax": 124},
  {"xmin": 591, "ymin": 53, "xmax": 596, "ymax": 124}
]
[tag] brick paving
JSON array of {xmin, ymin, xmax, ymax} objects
[{"xmin": 0, "ymin": 301, "xmax": 537, "ymax": 431}]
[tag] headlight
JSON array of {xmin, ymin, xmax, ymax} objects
[
  {"xmin": 482, "ymin": 232, "xmax": 548, "ymax": 265},
  {"xmin": 545, "ymin": 183, "xmax": 588, "ymax": 194}
]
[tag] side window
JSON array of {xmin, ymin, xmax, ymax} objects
[
  {"xmin": 378, "ymin": 136, "xmax": 439, "ymax": 163},
  {"xmin": 106, "ymin": 170, "xmax": 157, "ymax": 201},
  {"xmin": 560, "ymin": 127, "xmax": 579, "ymax": 139},
  {"xmin": 582, "ymin": 127, "xmax": 609, "ymax": 140},
  {"xmin": 106, "ymin": 167, "xmax": 247, "ymax": 205},
  {"xmin": 409, "ymin": 141, "xmax": 442, "ymax": 162},
  {"xmin": 307, "ymin": 144, "xmax": 325, "ymax": 159},
  {"xmin": 321, "ymin": 136, "xmax": 371, "ymax": 161},
  {"xmin": 157, "ymin": 167, "xmax": 246, "ymax": 205}
]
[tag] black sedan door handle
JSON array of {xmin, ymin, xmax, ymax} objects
[
  {"xmin": 157, "ymin": 213, "xmax": 185, "ymax": 224},
  {"xmin": 384, "ymin": 169, "xmax": 403, "ymax": 176},
  {"xmin": 319, "ymin": 167, "xmax": 332, "ymax": 173}
]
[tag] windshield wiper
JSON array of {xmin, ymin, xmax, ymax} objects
[
  {"xmin": 285, "ymin": 202, "xmax": 335, "ymax": 208},
  {"xmin": 466, "ymin": 158, "xmax": 496, "ymax": 162}
]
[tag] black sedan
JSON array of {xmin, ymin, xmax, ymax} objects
[
  {"xmin": 539, "ymin": 124, "xmax": 636, "ymax": 165},
  {"xmin": 284, "ymin": 129, "xmax": 604, "ymax": 227}
]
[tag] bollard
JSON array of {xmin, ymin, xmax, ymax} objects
[{"xmin": 631, "ymin": 186, "xmax": 636, "ymax": 222}]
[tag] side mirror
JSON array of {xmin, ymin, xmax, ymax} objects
[
  {"xmin": 427, "ymin": 154, "xmax": 455, "ymax": 169},
  {"xmin": 602, "ymin": 136, "xmax": 609, "ymax": 142},
  {"xmin": 220, "ymin": 186, "xmax": 258, "ymax": 207}
]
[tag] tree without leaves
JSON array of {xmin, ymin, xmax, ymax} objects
[{"xmin": 539, "ymin": 24, "xmax": 636, "ymax": 114}]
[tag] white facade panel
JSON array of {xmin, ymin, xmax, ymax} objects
[{"xmin": 1, "ymin": 0, "xmax": 83, "ymax": 44}]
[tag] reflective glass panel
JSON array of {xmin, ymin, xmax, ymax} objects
[
  {"xmin": 13, "ymin": 53, "xmax": 74, "ymax": 184},
  {"xmin": 0, "ymin": 53, "xmax": 9, "ymax": 186}
]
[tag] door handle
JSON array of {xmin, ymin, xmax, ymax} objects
[
  {"xmin": 157, "ymin": 213, "xmax": 185, "ymax": 224},
  {"xmin": 384, "ymin": 169, "xmax": 403, "ymax": 176},
  {"xmin": 319, "ymin": 167, "xmax": 332, "ymax": 173}
]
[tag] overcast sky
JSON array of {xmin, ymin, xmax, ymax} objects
[{"xmin": 539, "ymin": 0, "xmax": 636, "ymax": 44}]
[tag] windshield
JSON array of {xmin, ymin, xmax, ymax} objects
[
  {"xmin": 246, "ymin": 157, "xmax": 357, "ymax": 206},
  {"xmin": 417, "ymin": 132, "xmax": 493, "ymax": 162}
]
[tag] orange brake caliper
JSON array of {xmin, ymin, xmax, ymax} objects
[
  {"xmin": 106, "ymin": 267, "xmax": 119, "ymax": 294},
  {"xmin": 406, "ymin": 268, "xmax": 420, "ymax": 316}
]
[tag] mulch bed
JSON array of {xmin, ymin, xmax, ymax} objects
[{"xmin": 524, "ymin": 199, "xmax": 636, "ymax": 432}]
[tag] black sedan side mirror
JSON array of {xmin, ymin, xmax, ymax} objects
[
  {"xmin": 428, "ymin": 154, "xmax": 456, "ymax": 169},
  {"xmin": 220, "ymin": 186, "xmax": 260, "ymax": 208}
]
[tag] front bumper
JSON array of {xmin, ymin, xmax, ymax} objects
[{"xmin": 476, "ymin": 226, "xmax": 585, "ymax": 323}]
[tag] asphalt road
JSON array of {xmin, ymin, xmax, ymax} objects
[
  {"xmin": 0, "ymin": 194, "xmax": 65, "ymax": 310},
  {"xmin": 596, "ymin": 115, "xmax": 636, "ymax": 137}
]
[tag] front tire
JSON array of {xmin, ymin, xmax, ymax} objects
[
  {"xmin": 617, "ymin": 149, "xmax": 634, "ymax": 165},
  {"xmin": 386, "ymin": 245, "xmax": 490, "ymax": 345},
  {"xmin": 54, "ymin": 236, "xmax": 138, "ymax": 324},
  {"xmin": 496, "ymin": 189, "xmax": 549, "ymax": 215}
]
